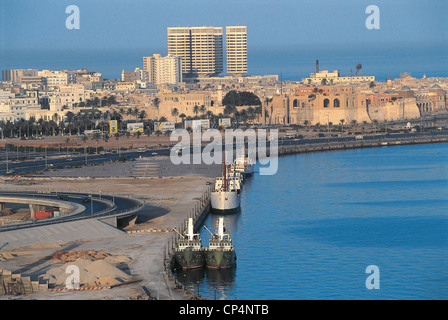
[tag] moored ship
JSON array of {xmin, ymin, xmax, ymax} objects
[
  {"xmin": 173, "ymin": 218, "xmax": 204, "ymax": 269},
  {"xmin": 211, "ymin": 164, "xmax": 241, "ymax": 213},
  {"xmin": 204, "ymin": 217, "xmax": 236, "ymax": 269},
  {"xmin": 233, "ymin": 146, "xmax": 254, "ymax": 176}
]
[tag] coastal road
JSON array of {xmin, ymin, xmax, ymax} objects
[{"xmin": 1, "ymin": 131, "xmax": 447, "ymax": 176}]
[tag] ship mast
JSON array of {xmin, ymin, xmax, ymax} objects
[
  {"xmin": 223, "ymin": 161, "xmax": 228, "ymax": 192},
  {"xmin": 187, "ymin": 218, "xmax": 194, "ymax": 241},
  {"xmin": 218, "ymin": 217, "xmax": 224, "ymax": 240}
]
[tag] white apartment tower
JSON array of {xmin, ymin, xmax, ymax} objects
[
  {"xmin": 226, "ymin": 26, "xmax": 247, "ymax": 77},
  {"xmin": 143, "ymin": 54, "xmax": 182, "ymax": 85},
  {"xmin": 167, "ymin": 26, "xmax": 223, "ymax": 78}
]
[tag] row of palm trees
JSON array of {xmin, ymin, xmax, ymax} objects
[
  {"xmin": 0, "ymin": 101, "xmax": 267, "ymax": 139},
  {"xmin": 168, "ymin": 105, "xmax": 264, "ymax": 126},
  {"xmin": 0, "ymin": 108, "xmax": 147, "ymax": 139}
]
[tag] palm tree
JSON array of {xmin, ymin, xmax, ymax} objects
[
  {"xmin": 351, "ymin": 120, "xmax": 357, "ymax": 133},
  {"xmin": 193, "ymin": 105, "xmax": 199, "ymax": 118},
  {"xmin": 263, "ymin": 97, "xmax": 272, "ymax": 125},
  {"xmin": 153, "ymin": 97, "xmax": 160, "ymax": 119},
  {"xmin": 138, "ymin": 110, "xmax": 147, "ymax": 121},
  {"xmin": 171, "ymin": 108, "xmax": 179, "ymax": 123},
  {"xmin": 0, "ymin": 120, "xmax": 5, "ymax": 139},
  {"xmin": 340, "ymin": 119, "xmax": 345, "ymax": 136},
  {"xmin": 179, "ymin": 113, "xmax": 186, "ymax": 125}
]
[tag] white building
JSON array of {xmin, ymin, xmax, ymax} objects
[
  {"xmin": 38, "ymin": 70, "xmax": 69, "ymax": 87},
  {"xmin": 302, "ymin": 69, "xmax": 375, "ymax": 85},
  {"xmin": 226, "ymin": 26, "xmax": 247, "ymax": 77},
  {"xmin": 167, "ymin": 26, "xmax": 223, "ymax": 78},
  {"xmin": 143, "ymin": 54, "xmax": 182, "ymax": 85},
  {"xmin": 0, "ymin": 93, "xmax": 40, "ymax": 122}
]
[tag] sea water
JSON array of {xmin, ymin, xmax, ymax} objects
[{"xmin": 176, "ymin": 143, "xmax": 448, "ymax": 300}]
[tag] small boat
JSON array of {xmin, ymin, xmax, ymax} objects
[
  {"xmin": 204, "ymin": 217, "xmax": 236, "ymax": 269},
  {"xmin": 173, "ymin": 218, "xmax": 205, "ymax": 269}
]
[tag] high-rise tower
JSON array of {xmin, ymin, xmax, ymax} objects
[
  {"xmin": 167, "ymin": 26, "xmax": 223, "ymax": 78},
  {"xmin": 226, "ymin": 26, "xmax": 247, "ymax": 77}
]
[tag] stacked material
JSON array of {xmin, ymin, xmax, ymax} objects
[
  {"xmin": 43, "ymin": 251, "xmax": 133, "ymax": 288},
  {"xmin": 52, "ymin": 250, "xmax": 110, "ymax": 262}
]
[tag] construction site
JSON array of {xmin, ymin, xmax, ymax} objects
[{"xmin": 0, "ymin": 156, "xmax": 220, "ymax": 300}]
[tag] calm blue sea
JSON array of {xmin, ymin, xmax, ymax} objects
[
  {"xmin": 1, "ymin": 43, "xmax": 447, "ymax": 81},
  {"xmin": 176, "ymin": 143, "xmax": 448, "ymax": 300}
]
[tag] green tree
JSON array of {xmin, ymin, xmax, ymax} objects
[{"xmin": 171, "ymin": 108, "xmax": 179, "ymax": 123}]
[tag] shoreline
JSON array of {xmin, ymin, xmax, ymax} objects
[
  {"xmin": 276, "ymin": 134, "xmax": 448, "ymax": 157},
  {"xmin": 1, "ymin": 134, "xmax": 447, "ymax": 300}
]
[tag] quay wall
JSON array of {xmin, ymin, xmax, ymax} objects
[{"xmin": 276, "ymin": 134, "xmax": 448, "ymax": 157}]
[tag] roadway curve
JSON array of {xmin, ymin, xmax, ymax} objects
[{"xmin": 0, "ymin": 190, "xmax": 144, "ymax": 232}]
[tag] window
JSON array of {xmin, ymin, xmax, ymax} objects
[
  {"xmin": 334, "ymin": 98, "xmax": 340, "ymax": 108},
  {"xmin": 323, "ymin": 99, "xmax": 330, "ymax": 108}
]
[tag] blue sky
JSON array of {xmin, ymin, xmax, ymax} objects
[{"xmin": 1, "ymin": 0, "xmax": 447, "ymax": 51}]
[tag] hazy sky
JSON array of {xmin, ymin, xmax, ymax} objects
[{"xmin": 1, "ymin": 0, "xmax": 447, "ymax": 52}]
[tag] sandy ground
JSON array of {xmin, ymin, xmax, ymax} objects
[{"xmin": 0, "ymin": 156, "xmax": 221, "ymax": 300}]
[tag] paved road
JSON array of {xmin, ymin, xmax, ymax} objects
[
  {"xmin": 0, "ymin": 190, "xmax": 143, "ymax": 232},
  {"xmin": 2, "ymin": 131, "xmax": 447, "ymax": 176}
]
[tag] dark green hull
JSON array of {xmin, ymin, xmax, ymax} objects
[
  {"xmin": 205, "ymin": 249, "xmax": 236, "ymax": 269},
  {"xmin": 174, "ymin": 249, "xmax": 205, "ymax": 269}
]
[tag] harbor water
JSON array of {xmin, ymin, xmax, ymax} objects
[{"xmin": 175, "ymin": 142, "xmax": 448, "ymax": 299}]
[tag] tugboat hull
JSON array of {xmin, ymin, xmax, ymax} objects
[
  {"xmin": 174, "ymin": 249, "xmax": 205, "ymax": 269},
  {"xmin": 205, "ymin": 249, "xmax": 236, "ymax": 269}
]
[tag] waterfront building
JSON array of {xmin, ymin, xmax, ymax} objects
[
  {"xmin": 414, "ymin": 85, "xmax": 447, "ymax": 115},
  {"xmin": 302, "ymin": 61, "xmax": 375, "ymax": 85},
  {"xmin": 168, "ymin": 26, "xmax": 223, "ymax": 78},
  {"xmin": 143, "ymin": 54, "xmax": 182, "ymax": 85},
  {"xmin": 226, "ymin": 26, "xmax": 247, "ymax": 77},
  {"xmin": 265, "ymin": 84, "xmax": 424, "ymax": 125}
]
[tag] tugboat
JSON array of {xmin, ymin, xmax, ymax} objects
[
  {"xmin": 173, "ymin": 218, "xmax": 204, "ymax": 269},
  {"xmin": 204, "ymin": 217, "xmax": 236, "ymax": 269},
  {"xmin": 211, "ymin": 163, "xmax": 241, "ymax": 212}
]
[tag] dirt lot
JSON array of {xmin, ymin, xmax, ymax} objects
[{"xmin": 0, "ymin": 156, "xmax": 218, "ymax": 300}]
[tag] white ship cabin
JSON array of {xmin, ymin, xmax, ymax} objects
[
  {"xmin": 177, "ymin": 237, "xmax": 202, "ymax": 251},
  {"xmin": 208, "ymin": 236, "xmax": 233, "ymax": 251},
  {"xmin": 214, "ymin": 176, "xmax": 241, "ymax": 192},
  {"xmin": 208, "ymin": 217, "xmax": 234, "ymax": 251},
  {"xmin": 176, "ymin": 218, "xmax": 202, "ymax": 250}
]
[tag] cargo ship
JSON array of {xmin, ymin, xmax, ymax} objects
[
  {"xmin": 204, "ymin": 217, "xmax": 236, "ymax": 269},
  {"xmin": 173, "ymin": 218, "xmax": 205, "ymax": 269},
  {"xmin": 233, "ymin": 146, "xmax": 254, "ymax": 176},
  {"xmin": 211, "ymin": 164, "xmax": 241, "ymax": 213}
]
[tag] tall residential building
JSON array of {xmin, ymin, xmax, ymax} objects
[
  {"xmin": 2, "ymin": 69, "xmax": 38, "ymax": 83},
  {"xmin": 167, "ymin": 26, "xmax": 223, "ymax": 78},
  {"xmin": 143, "ymin": 54, "xmax": 182, "ymax": 85},
  {"xmin": 226, "ymin": 26, "xmax": 247, "ymax": 77}
]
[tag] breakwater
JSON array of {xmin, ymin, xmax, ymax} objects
[{"xmin": 277, "ymin": 134, "xmax": 448, "ymax": 156}]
